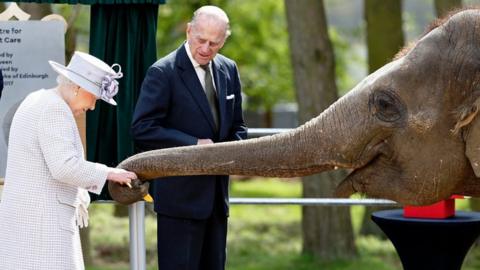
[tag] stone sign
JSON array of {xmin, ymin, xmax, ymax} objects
[{"xmin": 0, "ymin": 20, "xmax": 65, "ymax": 178}]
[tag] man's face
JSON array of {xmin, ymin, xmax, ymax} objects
[{"xmin": 187, "ymin": 18, "xmax": 226, "ymax": 65}]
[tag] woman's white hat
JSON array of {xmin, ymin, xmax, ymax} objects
[{"xmin": 48, "ymin": 51, "xmax": 123, "ymax": 106}]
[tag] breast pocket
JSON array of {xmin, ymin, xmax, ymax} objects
[
  {"xmin": 56, "ymin": 193, "xmax": 78, "ymax": 234},
  {"xmin": 224, "ymin": 93, "xmax": 235, "ymax": 118}
]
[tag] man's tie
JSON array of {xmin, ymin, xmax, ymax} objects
[{"xmin": 201, "ymin": 64, "xmax": 219, "ymax": 131}]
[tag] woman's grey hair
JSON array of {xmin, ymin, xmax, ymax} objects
[
  {"xmin": 190, "ymin": 5, "xmax": 231, "ymax": 38},
  {"xmin": 56, "ymin": 75, "xmax": 76, "ymax": 88}
]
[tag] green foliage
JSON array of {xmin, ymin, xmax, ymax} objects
[
  {"xmin": 47, "ymin": 1, "xmax": 358, "ymax": 112},
  {"xmin": 155, "ymin": 0, "xmax": 194, "ymax": 54},
  {"xmin": 231, "ymin": 177, "xmax": 301, "ymax": 198},
  {"xmin": 329, "ymin": 27, "xmax": 361, "ymax": 95},
  {"xmin": 222, "ymin": 0, "xmax": 293, "ymax": 111},
  {"xmin": 86, "ymin": 179, "xmax": 480, "ymax": 270},
  {"xmin": 155, "ymin": 0, "xmax": 294, "ymax": 111},
  {"xmin": 87, "ymin": 204, "xmax": 158, "ymax": 267},
  {"xmin": 51, "ymin": 4, "xmax": 91, "ymax": 51},
  {"xmin": 228, "ymin": 179, "xmax": 400, "ymax": 270},
  {"xmin": 155, "ymin": 0, "xmax": 360, "ymax": 111}
]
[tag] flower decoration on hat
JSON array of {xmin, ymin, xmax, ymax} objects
[{"xmin": 101, "ymin": 63, "xmax": 123, "ymax": 102}]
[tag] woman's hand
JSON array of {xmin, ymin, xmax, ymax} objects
[{"xmin": 107, "ymin": 168, "xmax": 137, "ymax": 188}]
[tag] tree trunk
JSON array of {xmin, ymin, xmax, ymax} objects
[
  {"xmin": 18, "ymin": 3, "xmax": 52, "ymax": 20},
  {"xmin": 285, "ymin": 0, "xmax": 356, "ymax": 259},
  {"xmin": 365, "ymin": 0, "xmax": 404, "ymax": 74},
  {"xmin": 114, "ymin": 204, "xmax": 129, "ymax": 217},
  {"xmin": 264, "ymin": 108, "xmax": 273, "ymax": 128},
  {"xmin": 434, "ymin": 0, "xmax": 462, "ymax": 18},
  {"xmin": 80, "ymin": 227, "xmax": 93, "ymax": 266},
  {"xmin": 64, "ymin": 5, "xmax": 82, "ymax": 62},
  {"xmin": 360, "ymin": 0, "xmax": 404, "ymax": 238},
  {"xmin": 65, "ymin": 27, "xmax": 76, "ymax": 61},
  {"xmin": 470, "ymin": 198, "xmax": 480, "ymax": 245}
]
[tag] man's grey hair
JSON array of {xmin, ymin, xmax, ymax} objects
[{"xmin": 190, "ymin": 5, "xmax": 231, "ymax": 38}]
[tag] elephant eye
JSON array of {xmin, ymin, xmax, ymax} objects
[{"xmin": 369, "ymin": 90, "xmax": 404, "ymax": 123}]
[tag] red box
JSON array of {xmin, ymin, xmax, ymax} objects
[{"xmin": 403, "ymin": 198, "xmax": 455, "ymax": 219}]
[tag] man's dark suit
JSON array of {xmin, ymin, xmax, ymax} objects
[
  {"xmin": 131, "ymin": 44, "xmax": 247, "ymax": 269},
  {"xmin": 0, "ymin": 69, "xmax": 3, "ymax": 99}
]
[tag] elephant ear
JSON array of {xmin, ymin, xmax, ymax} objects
[{"xmin": 459, "ymin": 97, "xmax": 480, "ymax": 177}]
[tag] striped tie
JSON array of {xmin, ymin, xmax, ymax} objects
[{"xmin": 201, "ymin": 64, "xmax": 219, "ymax": 131}]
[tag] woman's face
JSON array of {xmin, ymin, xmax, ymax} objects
[{"xmin": 68, "ymin": 87, "xmax": 97, "ymax": 116}]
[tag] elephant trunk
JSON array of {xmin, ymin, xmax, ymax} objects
[
  {"xmin": 111, "ymin": 92, "xmax": 372, "ymax": 204},
  {"xmin": 119, "ymin": 128, "xmax": 332, "ymax": 180},
  {"xmin": 119, "ymin": 96, "xmax": 369, "ymax": 180}
]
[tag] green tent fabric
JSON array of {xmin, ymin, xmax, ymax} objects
[
  {"xmin": 0, "ymin": 0, "xmax": 164, "ymax": 4},
  {"xmin": 87, "ymin": 4, "xmax": 158, "ymax": 200}
]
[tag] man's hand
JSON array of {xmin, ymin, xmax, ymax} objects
[{"xmin": 197, "ymin": 139, "xmax": 214, "ymax": 145}]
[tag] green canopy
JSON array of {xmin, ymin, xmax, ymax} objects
[
  {"xmin": 0, "ymin": 0, "xmax": 164, "ymax": 4},
  {"xmin": 87, "ymin": 4, "xmax": 159, "ymax": 200}
]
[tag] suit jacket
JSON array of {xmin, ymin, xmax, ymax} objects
[
  {"xmin": 0, "ymin": 89, "xmax": 108, "ymax": 270},
  {"xmin": 0, "ymin": 69, "xmax": 3, "ymax": 99},
  {"xmin": 131, "ymin": 44, "xmax": 247, "ymax": 219}
]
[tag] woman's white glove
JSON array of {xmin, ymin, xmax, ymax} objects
[{"xmin": 76, "ymin": 189, "xmax": 91, "ymax": 228}]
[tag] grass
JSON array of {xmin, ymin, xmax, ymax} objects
[{"xmin": 86, "ymin": 178, "xmax": 480, "ymax": 270}]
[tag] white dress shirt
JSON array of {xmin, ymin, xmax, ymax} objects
[{"xmin": 185, "ymin": 41, "xmax": 217, "ymax": 93}]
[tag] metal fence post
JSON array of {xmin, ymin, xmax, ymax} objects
[{"xmin": 129, "ymin": 201, "xmax": 146, "ymax": 270}]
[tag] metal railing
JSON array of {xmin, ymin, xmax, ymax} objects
[
  {"xmin": 126, "ymin": 128, "xmax": 399, "ymax": 270},
  {"xmin": 128, "ymin": 198, "xmax": 397, "ymax": 270},
  {"xmin": 246, "ymin": 128, "xmax": 292, "ymax": 138},
  {"xmin": 230, "ymin": 198, "xmax": 397, "ymax": 206}
]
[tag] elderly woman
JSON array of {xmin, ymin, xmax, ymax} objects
[{"xmin": 0, "ymin": 51, "xmax": 136, "ymax": 270}]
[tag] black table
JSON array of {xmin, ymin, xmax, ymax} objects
[{"xmin": 371, "ymin": 209, "xmax": 480, "ymax": 270}]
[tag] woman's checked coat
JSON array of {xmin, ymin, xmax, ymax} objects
[{"xmin": 0, "ymin": 89, "xmax": 109, "ymax": 270}]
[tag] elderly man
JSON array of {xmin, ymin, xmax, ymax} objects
[{"xmin": 131, "ymin": 5, "xmax": 247, "ymax": 270}]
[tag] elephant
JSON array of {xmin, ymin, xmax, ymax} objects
[{"xmin": 109, "ymin": 8, "xmax": 480, "ymax": 206}]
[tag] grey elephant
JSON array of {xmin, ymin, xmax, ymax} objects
[{"xmin": 110, "ymin": 8, "xmax": 480, "ymax": 206}]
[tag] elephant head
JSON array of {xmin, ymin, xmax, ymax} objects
[{"xmin": 110, "ymin": 9, "xmax": 480, "ymax": 205}]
